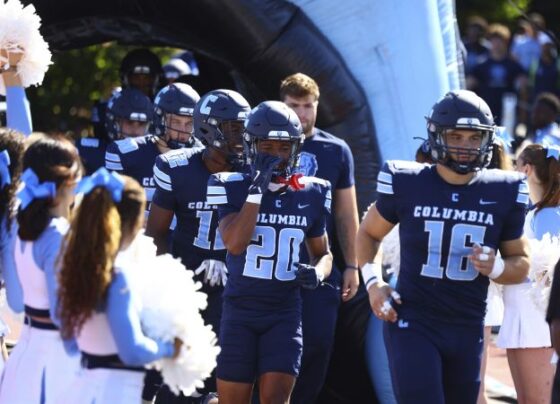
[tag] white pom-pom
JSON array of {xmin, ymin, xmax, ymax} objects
[
  {"xmin": 527, "ymin": 234, "xmax": 560, "ymax": 313},
  {"xmin": 0, "ymin": 0, "xmax": 52, "ymax": 95},
  {"xmin": 128, "ymin": 236, "xmax": 220, "ymax": 397}
]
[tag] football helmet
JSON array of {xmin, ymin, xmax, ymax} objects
[
  {"xmin": 243, "ymin": 100, "xmax": 304, "ymax": 178},
  {"xmin": 119, "ymin": 48, "xmax": 163, "ymax": 97},
  {"xmin": 153, "ymin": 83, "xmax": 200, "ymax": 149},
  {"xmin": 426, "ymin": 90, "xmax": 495, "ymax": 174},
  {"xmin": 105, "ymin": 88, "xmax": 154, "ymax": 140},
  {"xmin": 193, "ymin": 89, "xmax": 251, "ymax": 167}
]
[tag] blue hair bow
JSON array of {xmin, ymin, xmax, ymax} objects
[
  {"xmin": 18, "ymin": 168, "xmax": 57, "ymax": 210},
  {"xmin": 75, "ymin": 167, "xmax": 124, "ymax": 202},
  {"xmin": 0, "ymin": 150, "xmax": 11, "ymax": 189},
  {"xmin": 546, "ymin": 146, "xmax": 560, "ymax": 161}
]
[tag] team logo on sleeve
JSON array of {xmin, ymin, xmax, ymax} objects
[{"xmin": 296, "ymin": 152, "xmax": 318, "ymax": 176}]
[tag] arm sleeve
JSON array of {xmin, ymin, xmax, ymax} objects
[
  {"xmin": 34, "ymin": 225, "xmax": 65, "ymax": 326},
  {"xmin": 547, "ymin": 259, "xmax": 560, "ymax": 323},
  {"xmin": 208, "ymin": 175, "xmax": 245, "ymax": 220},
  {"xmin": 374, "ymin": 164, "xmax": 399, "ymax": 224},
  {"xmin": 1, "ymin": 219, "xmax": 23, "ymax": 312},
  {"xmin": 152, "ymin": 157, "xmax": 175, "ymax": 210},
  {"xmin": 6, "ymin": 86, "xmax": 32, "ymax": 136},
  {"xmin": 500, "ymin": 181, "xmax": 529, "ymax": 241},
  {"xmin": 105, "ymin": 143, "xmax": 124, "ymax": 172},
  {"xmin": 531, "ymin": 208, "xmax": 560, "ymax": 240},
  {"xmin": 337, "ymin": 141, "xmax": 355, "ymax": 189},
  {"xmin": 107, "ymin": 271, "xmax": 174, "ymax": 366}
]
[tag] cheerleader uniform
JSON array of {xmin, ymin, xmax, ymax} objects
[
  {"xmin": 0, "ymin": 217, "xmax": 79, "ymax": 404},
  {"xmin": 60, "ymin": 247, "xmax": 175, "ymax": 404},
  {"xmin": 498, "ymin": 207, "xmax": 560, "ymax": 348}
]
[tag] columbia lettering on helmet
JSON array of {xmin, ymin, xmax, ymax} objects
[{"xmin": 426, "ymin": 90, "xmax": 495, "ymax": 174}]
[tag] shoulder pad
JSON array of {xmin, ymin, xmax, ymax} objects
[
  {"xmin": 162, "ymin": 149, "xmax": 189, "ymax": 168},
  {"xmin": 385, "ymin": 160, "xmax": 427, "ymax": 174},
  {"xmin": 377, "ymin": 160, "xmax": 428, "ymax": 196},
  {"xmin": 214, "ymin": 172, "xmax": 245, "ymax": 183},
  {"xmin": 115, "ymin": 138, "xmax": 140, "ymax": 154},
  {"xmin": 80, "ymin": 138, "xmax": 100, "ymax": 148}
]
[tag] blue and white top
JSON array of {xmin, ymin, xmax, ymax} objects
[{"xmin": 76, "ymin": 248, "xmax": 174, "ymax": 366}]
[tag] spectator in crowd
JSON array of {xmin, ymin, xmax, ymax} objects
[
  {"xmin": 462, "ymin": 16, "xmax": 491, "ymax": 74},
  {"xmin": 528, "ymin": 42, "xmax": 560, "ymax": 101},
  {"xmin": 531, "ymin": 92, "xmax": 560, "ymax": 147},
  {"xmin": 468, "ymin": 23, "xmax": 528, "ymax": 126}
]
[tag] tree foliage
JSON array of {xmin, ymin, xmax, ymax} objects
[
  {"xmin": 456, "ymin": 0, "xmax": 532, "ymax": 26},
  {"xmin": 26, "ymin": 44, "xmax": 176, "ymax": 137}
]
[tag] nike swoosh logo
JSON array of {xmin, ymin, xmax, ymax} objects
[
  {"xmin": 479, "ymin": 199, "xmax": 497, "ymax": 205},
  {"xmin": 298, "ymin": 203, "xmax": 310, "ymax": 209}
]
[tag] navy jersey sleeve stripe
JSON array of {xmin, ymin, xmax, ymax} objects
[
  {"xmin": 377, "ymin": 182, "xmax": 394, "ymax": 195},
  {"xmin": 153, "ymin": 164, "xmax": 172, "ymax": 192},
  {"xmin": 207, "ymin": 195, "xmax": 228, "ymax": 205},
  {"xmin": 105, "ymin": 151, "xmax": 123, "ymax": 171}
]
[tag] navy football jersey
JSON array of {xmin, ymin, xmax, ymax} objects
[
  {"xmin": 294, "ymin": 128, "xmax": 354, "ymax": 271},
  {"xmin": 208, "ymin": 173, "xmax": 332, "ymax": 310},
  {"xmin": 152, "ymin": 147, "xmax": 226, "ymax": 270},
  {"xmin": 105, "ymin": 135, "xmax": 160, "ymax": 213},
  {"xmin": 376, "ymin": 161, "xmax": 528, "ymax": 325},
  {"xmin": 76, "ymin": 137, "xmax": 108, "ymax": 176}
]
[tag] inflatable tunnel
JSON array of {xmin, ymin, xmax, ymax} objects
[{"xmin": 25, "ymin": 0, "xmax": 379, "ymax": 213}]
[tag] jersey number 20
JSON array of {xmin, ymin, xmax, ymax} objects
[
  {"xmin": 243, "ymin": 226, "xmax": 305, "ymax": 281},
  {"xmin": 421, "ymin": 221, "xmax": 486, "ymax": 281}
]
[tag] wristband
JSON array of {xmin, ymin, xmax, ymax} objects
[
  {"xmin": 488, "ymin": 257, "xmax": 505, "ymax": 280},
  {"xmin": 361, "ymin": 262, "xmax": 383, "ymax": 291},
  {"xmin": 246, "ymin": 193, "xmax": 262, "ymax": 204},
  {"xmin": 345, "ymin": 265, "xmax": 359, "ymax": 270}
]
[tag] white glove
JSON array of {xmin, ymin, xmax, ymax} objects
[{"xmin": 194, "ymin": 259, "xmax": 228, "ymax": 287}]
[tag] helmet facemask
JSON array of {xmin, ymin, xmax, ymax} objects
[
  {"xmin": 428, "ymin": 123, "xmax": 494, "ymax": 174},
  {"xmin": 158, "ymin": 112, "xmax": 195, "ymax": 149},
  {"xmin": 244, "ymin": 134, "xmax": 304, "ymax": 180},
  {"xmin": 201, "ymin": 119, "xmax": 246, "ymax": 169}
]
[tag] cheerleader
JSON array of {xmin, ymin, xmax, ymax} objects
[
  {"xmin": 0, "ymin": 129, "xmax": 25, "ymax": 373},
  {"xmin": 57, "ymin": 168, "xmax": 181, "ymax": 404},
  {"xmin": 0, "ymin": 135, "xmax": 82, "ymax": 404},
  {"xmin": 497, "ymin": 144, "xmax": 560, "ymax": 403}
]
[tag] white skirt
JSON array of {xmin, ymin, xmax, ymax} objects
[
  {"xmin": 0, "ymin": 324, "xmax": 80, "ymax": 404},
  {"xmin": 484, "ymin": 280, "xmax": 504, "ymax": 327},
  {"xmin": 497, "ymin": 282, "xmax": 551, "ymax": 349},
  {"xmin": 60, "ymin": 367, "xmax": 145, "ymax": 404}
]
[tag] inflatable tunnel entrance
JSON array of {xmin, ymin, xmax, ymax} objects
[{"xmin": 26, "ymin": 0, "xmax": 380, "ymax": 212}]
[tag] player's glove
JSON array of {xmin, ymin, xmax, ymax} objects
[
  {"xmin": 194, "ymin": 259, "xmax": 228, "ymax": 287},
  {"xmin": 295, "ymin": 263, "xmax": 324, "ymax": 290},
  {"xmin": 248, "ymin": 152, "xmax": 283, "ymax": 196}
]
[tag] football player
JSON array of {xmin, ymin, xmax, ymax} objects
[
  {"xmin": 357, "ymin": 90, "xmax": 530, "ymax": 404},
  {"xmin": 76, "ymin": 98, "xmax": 115, "ymax": 176},
  {"xmin": 105, "ymin": 84, "xmax": 200, "ymax": 220},
  {"xmin": 119, "ymin": 48, "xmax": 163, "ymax": 99},
  {"xmin": 280, "ymin": 72, "xmax": 359, "ymax": 403},
  {"xmin": 147, "ymin": 89, "xmax": 250, "ymax": 402},
  {"xmin": 209, "ymin": 101, "xmax": 332, "ymax": 404}
]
